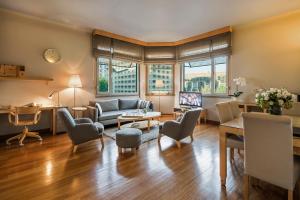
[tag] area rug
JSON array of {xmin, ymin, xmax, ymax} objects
[{"xmin": 104, "ymin": 126, "xmax": 159, "ymax": 143}]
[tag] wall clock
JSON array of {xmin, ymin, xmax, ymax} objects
[{"xmin": 43, "ymin": 48, "xmax": 61, "ymax": 63}]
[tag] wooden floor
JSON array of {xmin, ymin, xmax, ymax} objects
[{"xmin": 0, "ymin": 118, "xmax": 295, "ymax": 200}]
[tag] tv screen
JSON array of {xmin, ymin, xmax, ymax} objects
[{"xmin": 179, "ymin": 91, "xmax": 202, "ymax": 107}]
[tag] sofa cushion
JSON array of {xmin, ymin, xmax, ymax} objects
[
  {"xmin": 93, "ymin": 99, "xmax": 119, "ymax": 112},
  {"xmin": 119, "ymin": 99, "xmax": 138, "ymax": 110},
  {"xmin": 98, "ymin": 110, "xmax": 123, "ymax": 121},
  {"xmin": 138, "ymin": 100, "xmax": 150, "ymax": 109}
]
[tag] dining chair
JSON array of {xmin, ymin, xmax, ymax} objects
[
  {"xmin": 6, "ymin": 106, "xmax": 42, "ymax": 146},
  {"xmin": 216, "ymin": 101, "xmax": 244, "ymax": 160},
  {"xmin": 242, "ymin": 112, "xmax": 300, "ymax": 200}
]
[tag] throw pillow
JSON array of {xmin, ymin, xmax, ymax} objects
[
  {"xmin": 95, "ymin": 103, "xmax": 103, "ymax": 116},
  {"xmin": 138, "ymin": 100, "xmax": 150, "ymax": 109}
]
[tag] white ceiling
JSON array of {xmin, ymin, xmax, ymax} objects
[{"xmin": 1, "ymin": 0, "xmax": 300, "ymax": 42}]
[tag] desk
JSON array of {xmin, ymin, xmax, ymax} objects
[
  {"xmin": 219, "ymin": 115, "xmax": 300, "ymax": 186},
  {"xmin": 0, "ymin": 106, "xmax": 65, "ymax": 135}
]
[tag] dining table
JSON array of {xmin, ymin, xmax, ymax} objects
[{"xmin": 219, "ymin": 115, "xmax": 300, "ymax": 186}]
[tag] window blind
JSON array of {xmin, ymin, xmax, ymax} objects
[
  {"xmin": 92, "ymin": 31, "xmax": 231, "ymax": 62},
  {"xmin": 144, "ymin": 46, "xmax": 176, "ymax": 63},
  {"xmin": 92, "ymin": 35, "xmax": 143, "ymax": 62},
  {"xmin": 92, "ymin": 35, "xmax": 112, "ymax": 57},
  {"xmin": 177, "ymin": 32, "xmax": 231, "ymax": 62},
  {"xmin": 112, "ymin": 39, "xmax": 143, "ymax": 62}
]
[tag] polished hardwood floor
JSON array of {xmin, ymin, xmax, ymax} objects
[{"xmin": 0, "ymin": 117, "xmax": 296, "ymax": 200}]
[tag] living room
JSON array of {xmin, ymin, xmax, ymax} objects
[{"xmin": 0, "ymin": 1, "xmax": 300, "ymax": 199}]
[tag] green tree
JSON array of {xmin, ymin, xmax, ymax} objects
[{"xmin": 99, "ymin": 78, "xmax": 108, "ymax": 92}]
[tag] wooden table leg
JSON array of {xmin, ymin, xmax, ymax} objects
[
  {"xmin": 147, "ymin": 119, "xmax": 150, "ymax": 131},
  {"xmin": 52, "ymin": 108, "xmax": 56, "ymax": 136},
  {"xmin": 118, "ymin": 119, "xmax": 121, "ymax": 130},
  {"xmin": 219, "ymin": 127, "xmax": 227, "ymax": 186}
]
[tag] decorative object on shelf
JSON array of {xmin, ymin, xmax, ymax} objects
[
  {"xmin": 155, "ymin": 79, "xmax": 164, "ymax": 112},
  {"xmin": 230, "ymin": 77, "xmax": 246, "ymax": 97},
  {"xmin": 0, "ymin": 64, "xmax": 25, "ymax": 77},
  {"xmin": 43, "ymin": 48, "xmax": 61, "ymax": 63},
  {"xmin": 48, "ymin": 90, "xmax": 61, "ymax": 106},
  {"xmin": 255, "ymin": 88, "xmax": 296, "ymax": 115},
  {"xmin": 69, "ymin": 74, "xmax": 82, "ymax": 108}
]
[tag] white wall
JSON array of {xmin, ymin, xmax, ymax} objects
[{"xmin": 0, "ymin": 9, "xmax": 95, "ymax": 108}]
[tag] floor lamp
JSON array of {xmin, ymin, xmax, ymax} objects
[
  {"xmin": 69, "ymin": 74, "xmax": 82, "ymax": 111},
  {"xmin": 155, "ymin": 80, "xmax": 164, "ymax": 112}
]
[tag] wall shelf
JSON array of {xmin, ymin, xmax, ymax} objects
[{"xmin": 0, "ymin": 76, "xmax": 53, "ymax": 83}]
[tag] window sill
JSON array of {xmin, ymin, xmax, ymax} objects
[
  {"xmin": 146, "ymin": 93, "xmax": 175, "ymax": 96},
  {"xmin": 202, "ymin": 95, "xmax": 231, "ymax": 98},
  {"xmin": 96, "ymin": 93, "xmax": 139, "ymax": 98}
]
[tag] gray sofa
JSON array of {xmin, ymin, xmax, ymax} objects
[{"xmin": 84, "ymin": 99, "xmax": 153, "ymax": 125}]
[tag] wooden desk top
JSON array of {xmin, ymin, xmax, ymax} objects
[{"xmin": 0, "ymin": 105, "xmax": 66, "ymax": 114}]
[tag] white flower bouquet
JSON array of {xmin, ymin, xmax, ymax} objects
[{"xmin": 255, "ymin": 88, "xmax": 296, "ymax": 115}]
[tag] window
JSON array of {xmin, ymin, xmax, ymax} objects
[
  {"xmin": 182, "ymin": 56, "xmax": 228, "ymax": 95},
  {"xmin": 97, "ymin": 57, "xmax": 139, "ymax": 96},
  {"xmin": 147, "ymin": 64, "xmax": 174, "ymax": 95}
]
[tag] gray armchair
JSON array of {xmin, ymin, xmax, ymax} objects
[
  {"xmin": 58, "ymin": 108, "xmax": 104, "ymax": 153},
  {"xmin": 158, "ymin": 109, "xmax": 201, "ymax": 148}
]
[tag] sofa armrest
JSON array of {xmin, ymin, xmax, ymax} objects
[{"xmin": 83, "ymin": 106, "xmax": 98, "ymax": 122}]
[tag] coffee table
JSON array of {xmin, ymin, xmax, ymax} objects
[{"xmin": 117, "ymin": 111, "xmax": 161, "ymax": 131}]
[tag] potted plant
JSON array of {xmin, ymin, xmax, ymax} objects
[
  {"xmin": 255, "ymin": 88, "xmax": 295, "ymax": 115},
  {"xmin": 230, "ymin": 77, "xmax": 246, "ymax": 99}
]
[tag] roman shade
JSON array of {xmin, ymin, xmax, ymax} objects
[
  {"xmin": 92, "ymin": 35, "xmax": 143, "ymax": 62},
  {"xmin": 92, "ymin": 35, "xmax": 112, "ymax": 57},
  {"xmin": 112, "ymin": 39, "xmax": 143, "ymax": 62},
  {"xmin": 177, "ymin": 32, "xmax": 231, "ymax": 62},
  {"xmin": 92, "ymin": 31, "xmax": 231, "ymax": 62},
  {"xmin": 144, "ymin": 46, "xmax": 176, "ymax": 63}
]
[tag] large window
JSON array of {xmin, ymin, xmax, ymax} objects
[
  {"xmin": 147, "ymin": 64, "xmax": 174, "ymax": 95},
  {"xmin": 182, "ymin": 56, "xmax": 228, "ymax": 95},
  {"xmin": 97, "ymin": 57, "xmax": 139, "ymax": 96}
]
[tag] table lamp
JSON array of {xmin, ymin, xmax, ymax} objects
[
  {"xmin": 69, "ymin": 74, "xmax": 82, "ymax": 108},
  {"xmin": 48, "ymin": 90, "xmax": 61, "ymax": 106},
  {"xmin": 155, "ymin": 80, "xmax": 164, "ymax": 112}
]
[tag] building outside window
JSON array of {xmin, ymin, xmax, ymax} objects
[
  {"xmin": 147, "ymin": 64, "xmax": 174, "ymax": 95},
  {"xmin": 182, "ymin": 56, "xmax": 228, "ymax": 95},
  {"xmin": 97, "ymin": 57, "xmax": 139, "ymax": 96}
]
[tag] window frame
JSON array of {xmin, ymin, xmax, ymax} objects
[
  {"xmin": 96, "ymin": 56, "xmax": 140, "ymax": 97},
  {"xmin": 146, "ymin": 63, "xmax": 175, "ymax": 96},
  {"xmin": 181, "ymin": 55, "xmax": 230, "ymax": 97}
]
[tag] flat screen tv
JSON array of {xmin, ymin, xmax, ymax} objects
[{"xmin": 179, "ymin": 91, "xmax": 202, "ymax": 107}]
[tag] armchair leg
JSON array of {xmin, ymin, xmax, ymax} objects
[
  {"xmin": 118, "ymin": 147, "xmax": 122, "ymax": 154},
  {"xmin": 190, "ymin": 134, "xmax": 194, "ymax": 143},
  {"xmin": 158, "ymin": 133, "xmax": 162, "ymax": 143},
  {"xmin": 230, "ymin": 148, "xmax": 234, "ymax": 161},
  {"xmin": 244, "ymin": 175, "xmax": 249, "ymax": 200},
  {"xmin": 73, "ymin": 145, "xmax": 78, "ymax": 153},
  {"xmin": 100, "ymin": 137, "xmax": 104, "ymax": 148},
  {"xmin": 176, "ymin": 141, "xmax": 181, "ymax": 148},
  {"xmin": 288, "ymin": 190, "xmax": 293, "ymax": 200}
]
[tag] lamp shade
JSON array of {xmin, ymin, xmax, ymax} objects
[
  {"xmin": 69, "ymin": 75, "xmax": 82, "ymax": 88},
  {"xmin": 155, "ymin": 80, "xmax": 164, "ymax": 88}
]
